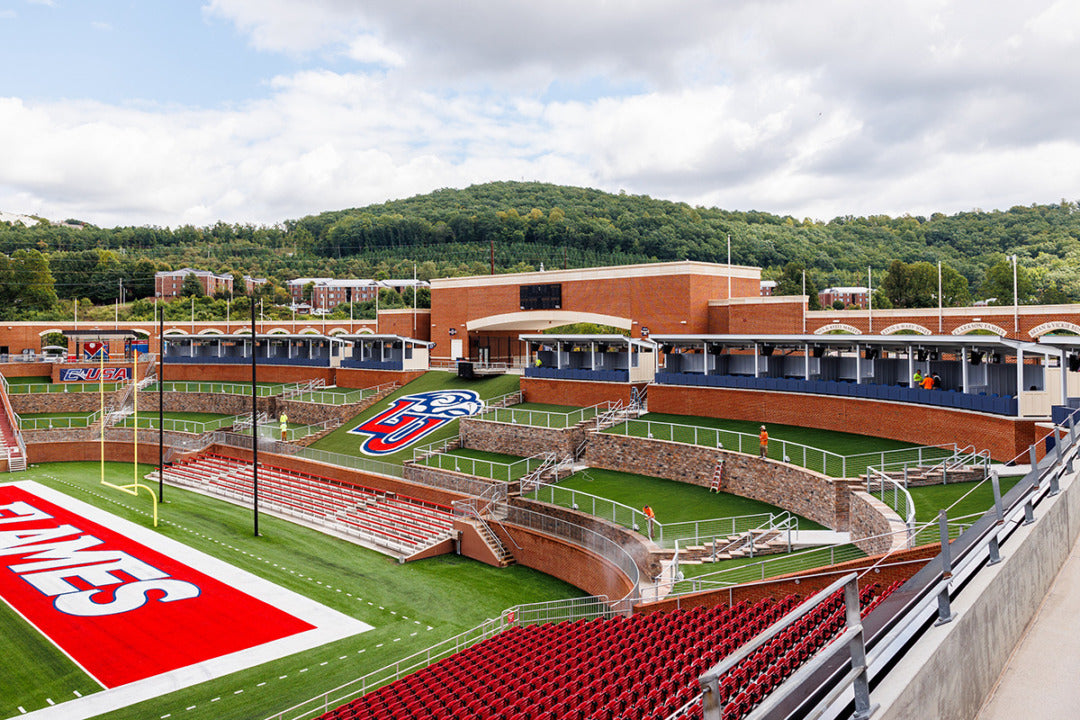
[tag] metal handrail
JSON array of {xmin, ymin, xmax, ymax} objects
[
  {"xmin": 142, "ymin": 380, "xmax": 305, "ymax": 397},
  {"xmin": 411, "ymin": 441, "xmax": 551, "ymax": 483},
  {"xmin": 607, "ymin": 417, "xmax": 959, "ymax": 479},
  {"xmin": 527, "ymin": 480, "xmax": 792, "ymax": 549},
  {"xmin": 476, "ymin": 400, "xmax": 619, "ymax": 429},
  {"xmin": 865, "ymin": 467, "xmax": 916, "ymax": 544},
  {"xmin": 804, "ymin": 416, "xmax": 1080, "ymax": 720},
  {"xmin": 261, "ymin": 593, "xmax": 612, "ymax": 720},
  {"xmin": 287, "ymin": 381, "xmax": 398, "ymax": 406},
  {"xmin": 699, "ymin": 572, "xmax": 873, "ymax": 720}
]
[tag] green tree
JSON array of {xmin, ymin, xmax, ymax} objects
[
  {"xmin": 181, "ymin": 272, "xmax": 205, "ymax": 298},
  {"xmin": 773, "ymin": 261, "xmax": 821, "ymax": 310},
  {"xmin": 980, "ymin": 257, "xmax": 1033, "ymax": 304},
  {"xmin": 126, "ymin": 258, "xmax": 157, "ymax": 299},
  {"xmin": 11, "ymin": 249, "xmax": 57, "ymax": 311}
]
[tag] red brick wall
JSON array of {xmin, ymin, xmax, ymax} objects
[
  {"xmin": 718, "ymin": 299, "xmax": 806, "ymax": 334},
  {"xmin": 633, "ymin": 544, "xmax": 938, "ymax": 614},
  {"xmin": 0, "ymin": 362, "xmax": 52, "ymax": 378},
  {"xmin": 649, "ymin": 385, "xmax": 1036, "ymax": 461},
  {"xmin": 162, "ymin": 364, "xmax": 336, "ymax": 385},
  {"xmin": 430, "ymin": 268, "xmax": 757, "ymax": 360},
  {"xmin": 334, "ymin": 368, "xmax": 426, "ymax": 389},
  {"xmin": 520, "ymin": 378, "xmax": 648, "ymax": 406},
  {"xmin": 489, "ymin": 523, "xmax": 636, "ymax": 600},
  {"xmin": 28, "ymin": 440, "xmax": 164, "ymax": 464},
  {"xmin": 378, "ymin": 311, "xmax": 431, "ymax": 341}
]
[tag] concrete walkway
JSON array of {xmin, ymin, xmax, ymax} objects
[{"xmin": 976, "ymin": 521, "xmax": 1080, "ymax": 720}]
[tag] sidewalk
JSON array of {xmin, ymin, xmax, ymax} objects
[{"xmin": 976, "ymin": 522, "xmax": 1080, "ymax": 719}]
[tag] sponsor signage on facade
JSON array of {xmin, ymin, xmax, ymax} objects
[{"xmin": 59, "ymin": 367, "xmax": 132, "ymax": 383}]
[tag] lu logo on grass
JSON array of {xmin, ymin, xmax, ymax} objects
[{"xmin": 350, "ymin": 389, "xmax": 485, "ymax": 456}]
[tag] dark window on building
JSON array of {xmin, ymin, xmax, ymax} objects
[{"xmin": 520, "ymin": 283, "xmax": 562, "ymax": 310}]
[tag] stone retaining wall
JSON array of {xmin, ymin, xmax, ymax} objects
[
  {"xmin": 460, "ymin": 418, "xmax": 585, "ymax": 459},
  {"xmin": 11, "ymin": 389, "xmax": 126, "ymax": 414},
  {"xmin": 400, "ymin": 462, "xmax": 502, "ymax": 499},
  {"xmin": 849, "ymin": 491, "xmax": 909, "ymax": 555},
  {"xmin": 585, "ymin": 432, "xmax": 854, "ymax": 531}
]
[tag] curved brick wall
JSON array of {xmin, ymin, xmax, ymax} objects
[{"xmin": 490, "ymin": 520, "xmax": 637, "ymax": 602}]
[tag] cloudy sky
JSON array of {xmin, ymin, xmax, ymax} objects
[{"xmin": 1, "ymin": 0, "xmax": 1078, "ymax": 228}]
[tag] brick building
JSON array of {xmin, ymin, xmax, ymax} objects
[
  {"xmin": 819, "ymin": 286, "xmax": 870, "ymax": 309},
  {"xmin": 428, "ymin": 261, "xmax": 763, "ymax": 363},
  {"xmin": 155, "ymin": 268, "xmax": 234, "ymax": 299}
]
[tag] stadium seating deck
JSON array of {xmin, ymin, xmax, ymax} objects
[
  {"xmin": 654, "ymin": 372, "xmax": 1019, "ymax": 416},
  {"xmin": 321, "ymin": 581, "xmax": 902, "ymax": 720},
  {"xmin": 159, "ymin": 453, "xmax": 455, "ymax": 556}
]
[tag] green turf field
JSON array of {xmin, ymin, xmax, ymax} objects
[
  {"xmin": 3, "ymin": 375, "xmax": 51, "ymax": 385},
  {"xmin": 308, "ymin": 371, "xmax": 520, "ymax": 464},
  {"xmin": 673, "ymin": 543, "xmax": 868, "ymax": 588},
  {"xmin": 543, "ymin": 468, "xmax": 826, "ymax": 531},
  {"xmin": 907, "ymin": 474, "xmax": 1023, "ymax": 524},
  {"xmin": 482, "ymin": 402, "xmax": 601, "ymax": 428},
  {"xmin": 17, "ymin": 411, "xmax": 97, "ymax": 429},
  {"xmin": 141, "ymin": 381, "xmax": 291, "ymax": 397},
  {"xmin": 416, "ymin": 448, "xmax": 541, "ymax": 482},
  {"xmin": 608, "ymin": 413, "xmax": 953, "ymax": 478},
  {"xmin": 0, "ymin": 461, "xmax": 580, "ymax": 720},
  {"xmin": 6, "ymin": 380, "xmax": 124, "ymax": 394}
]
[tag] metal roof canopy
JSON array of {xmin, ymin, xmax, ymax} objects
[
  {"xmin": 648, "ymin": 333, "xmax": 1057, "ymax": 357},
  {"xmin": 519, "ymin": 333, "xmax": 656, "ymax": 350},
  {"xmin": 164, "ymin": 333, "xmax": 342, "ymax": 343},
  {"xmin": 338, "ymin": 334, "xmax": 431, "ymax": 347},
  {"xmin": 62, "ymin": 329, "xmax": 141, "ymax": 341},
  {"xmin": 1030, "ymin": 336, "xmax": 1080, "ymax": 353}
]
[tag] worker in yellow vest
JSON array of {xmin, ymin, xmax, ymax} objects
[{"xmin": 279, "ymin": 412, "xmax": 288, "ymax": 441}]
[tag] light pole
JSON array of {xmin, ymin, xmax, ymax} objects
[{"xmin": 1010, "ymin": 254, "xmax": 1019, "ymax": 335}]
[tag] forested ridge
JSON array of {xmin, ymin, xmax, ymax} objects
[{"xmin": 1, "ymin": 181, "xmax": 1079, "ymax": 320}]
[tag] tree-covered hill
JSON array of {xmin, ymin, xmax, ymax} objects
[
  {"xmin": 290, "ymin": 182, "xmax": 1080, "ymax": 299},
  {"xmin": 1, "ymin": 181, "xmax": 1079, "ymax": 317}
]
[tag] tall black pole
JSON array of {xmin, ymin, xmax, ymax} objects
[
  {"xmin": 158, "ymin": 305, "xmax": 164, "ymax": 503},
  {"xmin": 251, "ymin": 297, "xmax": 259, "ymax": 536}
]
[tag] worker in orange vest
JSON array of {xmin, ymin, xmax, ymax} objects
[
  {"xmin": 642, "ymin": 505, "xmax": 656, "ymax": 539},
  {"xmin": 759, "ymin": 425, "xmax": 769, "ymax": 458}
]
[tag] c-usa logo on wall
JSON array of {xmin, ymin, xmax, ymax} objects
[{"xmin": 350, "ymin": 390, "xmax": 485, "ymax": 456}]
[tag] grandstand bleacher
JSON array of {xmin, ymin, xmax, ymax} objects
[
  {"xmin": 159, "ymin": 453, "xmax": 455, "ymax": 557},
  {"xmin": 320, "ymin": 581, "xmax": 900, "ymax": 720}
]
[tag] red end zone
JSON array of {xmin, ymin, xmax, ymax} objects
[{"xmin": 0, "ymin": 485, "xmax": 317, "ymax": 688}]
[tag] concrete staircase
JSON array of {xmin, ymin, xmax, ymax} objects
[
  {"xmin": 868, "ymin": 465, "xmax": 988, "ymax": 487},
  {"xmin": 678, "ymin": 529, "xmax": 789, "ymax": 564},
  {"xmin": 468, "ymin": 516, "xmax": 516, "ymax": 567}
]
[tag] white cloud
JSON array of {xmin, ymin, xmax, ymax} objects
[
  {"xmin": 345, "ymin": 34, "xmax": 404, "ymax": 67},
  {"xmin": 2, "ymin": 1, "xmax": 1079, "ymax": 226}
]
